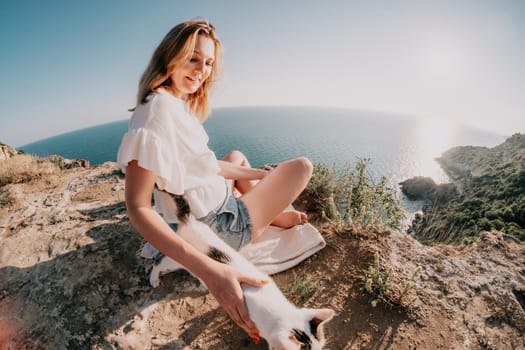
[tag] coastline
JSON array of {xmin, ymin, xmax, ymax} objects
[{"xmin": 401, "ymin": 133, "xmax": 525, "ymax": 244}]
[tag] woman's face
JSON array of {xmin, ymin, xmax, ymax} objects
[{"xmin": 169, "ymin": 35, "xmax": 215, "ymax": 99}]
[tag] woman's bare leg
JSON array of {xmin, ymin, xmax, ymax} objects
[
  {"xmin": 239, "ymin": 157, "xmax": 313, "ymax": 241},
  {"xmin": 222, "ymin": 151, "xmax": 258, "ymax": 195},
  {"xmin": 222, "ymin": 151, "xmax": 308, "ymax": 229}
]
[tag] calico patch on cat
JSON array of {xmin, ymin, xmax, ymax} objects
[{"xmin": 207, "ymin": 246, "xmax": 231, "ymax": 264}]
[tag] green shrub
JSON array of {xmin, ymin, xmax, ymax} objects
[
  {"xmin": 362, "ymin": 252, "xmax": 420, "ymax": 308},
  {"xmin": 501, "ymin": 207, "xmax": 514, "ymax": 221},
  {"xmin": 363, "ymin": 252, "xmax": 392, "ymax": 307},
  {"xmin": 302, "ymin": 163, "xmax": 341, "ymax": 221},
  {"xmin": 505, "ymin": 223, "xmax": 523, "ymax": 238},
  {"xmin": 490, "ymin": 219, "xmax": 505, "ymax": 230},
  {"xmin": 463, "ymin": 198, "xmax": 484, "ymax": 210},
  {"xmin": 300, "ymin": 159, "xmax": 404, "ymax": 230},
  {"xmin": 485, "ymin": 210, "xmax": 501, "ymax": 220},
  {"xmin": 282, "ymin": 274, "xmax": 317, "ymax": 306},
  {"xmin": 479, "ymin": 218, "xmax": 491, "ymax": 231}
]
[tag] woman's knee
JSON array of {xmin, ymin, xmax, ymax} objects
[
  {"xmin": 297, "ymin": 157, "xmax": 314, "ymax": 179},
  {"xmin": 285, "ymin": 157, "xmax": 313, "ymax": 180}
]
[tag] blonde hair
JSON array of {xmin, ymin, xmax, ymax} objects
[{"xmin": 135, "ymin": 20, "xmax": 222, "ymax": 121}]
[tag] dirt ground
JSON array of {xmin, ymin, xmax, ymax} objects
[{"xmin": 1, "ymin": 162, "xmax": 524, "ymax": 349}]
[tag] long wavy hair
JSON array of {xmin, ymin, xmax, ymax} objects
[{"xmin": 135, "ymin": 20, "xmax": 222, "ymax": 122}]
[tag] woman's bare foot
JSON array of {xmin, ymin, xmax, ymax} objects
[{"xmin": 271, "ymin": 210, "xmax": 308, "ymax": 229}]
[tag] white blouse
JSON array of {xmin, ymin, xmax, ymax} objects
[{"xmin": 117, "ymin": 89, "xmax": 226, "ymax": 222}]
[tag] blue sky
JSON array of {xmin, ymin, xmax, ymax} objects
[{"xmin": 1, "ymin": 0, "xmax": 524, "ymax": 147}]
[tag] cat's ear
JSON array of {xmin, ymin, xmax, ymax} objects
[{"xmin": 306, "ymin": 308, "xmax": 335, "ymax": 338}]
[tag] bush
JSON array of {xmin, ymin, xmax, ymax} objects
[
  {"xmin": 479, "ymin": 218, "xmax": 491, "ymax": 231},
  {"xmin": 485, "ymin": 210, "xmax": 501, "ymax": 220},
  {"xmin": 362, "ymin": 252, "xmax": 420, "ymax": 308},
  {"xmin": 299, "ymin": 159, "xmax": 404, "ymax": 230},
  {"xmin": 515, "ymin": 200, "xmax": 525, "ymax": 225},
  {"xmin": 505, "ymin": 223, "xmax": 523, "ymax": 238},
  {"xmin": 491, "ymin": 219, "xmax": 505, "ymax": 230},
  {"xmin": 281, "ymin": 274, "xmax": 317, "ymax": 306},
  {"xmin": 501, "ymin": 207, "xmax": 514, "ymax": 221},
  {"xmin": 301, "ymin": 163, "xmax": 341, "ymax": 221},
  {"xmin": 463, "ymin": 198, "xmax": 484, "ymax": 210},
  {"xmin": 363, "ymin": 252, "xmax": 392, "ymax": 307}
]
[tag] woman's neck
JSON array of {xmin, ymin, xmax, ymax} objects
[{"xmin": 162, "ymin": 85, "xmax": 188, "ymax": 101}]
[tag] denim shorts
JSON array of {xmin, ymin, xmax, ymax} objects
[
  {"xmin": 169, "ymin": 194, "xmax": 253, "ymax": 251},
  {"xmin": 199, "ymin": 194, "xmax": 252, "ymax": 250}
]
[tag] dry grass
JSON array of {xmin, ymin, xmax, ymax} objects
[
  {"xmin": 363, "ymin": 251, "xmax": 421, "ymax": 308},
  {"xmin": 0, "ymin": 154, "xmax": 60, "ymax": 187},
  {"xmin": 297, "ymin": 160, "xmax": 405, "ymax": 230},
  {"xmin": 281, "ymin": 273, "xmax": 317, "ymax": 306}
]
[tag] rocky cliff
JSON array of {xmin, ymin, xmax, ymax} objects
[
  {"xmin": 1, "ymin": 152, "xmax": 524, "ymax": 349},
  {"xmin": 402, "ymin": 134, "xmax": 525, "ymax": 244}
]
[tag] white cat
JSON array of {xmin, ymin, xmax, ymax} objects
[{"xmin": 149, "ymin": 194, "xmax": 334, "ymax": 350}]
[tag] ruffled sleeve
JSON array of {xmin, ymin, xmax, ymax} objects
[{"xmin": 117, "ymin": 127, "xmax": 185, "ymax": 195}]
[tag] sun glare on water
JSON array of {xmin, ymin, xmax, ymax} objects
[{"xmin": 413, "ymin": 118, "xmax": 458, "ymax": 183}]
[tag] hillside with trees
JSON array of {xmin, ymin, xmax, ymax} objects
[{"xmin": 402, "ymin": 133, "xmax": 525, "ymax": 244}]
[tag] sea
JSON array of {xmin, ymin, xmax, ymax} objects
[{"xmin": 19, "ymin": 106, "xmax": 506, "ymax": 213}]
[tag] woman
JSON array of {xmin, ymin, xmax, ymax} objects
[{"xmin": 117, "ymin": 20, "xmax": 313, "ymax": 338}]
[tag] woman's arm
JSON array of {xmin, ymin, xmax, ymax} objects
[
  {"xmin": 217, "ymin": 160, "xmax": 268, "ymax": 181},
  {"xmin": 124, "ymin": 160, "xmax": 265, "ymax": 336}
]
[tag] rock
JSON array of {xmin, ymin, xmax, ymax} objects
[
  {"xmin": 63, "ymin": 158, "xmax": 90, "ymax": 169},
  {"xmin": 0, "ymin": 143, "xmax": 18, "ymax": 161},
  {"xmin": 46, "ymin": 154, "xmax": 90, "ymax": 169},
  {"xmin": 399, "ymin": 176, "xmax": 437, "ymax": 200},
  {"xmin": 399, "ymin": 177, "xmax": 456, "ymax": 203}
]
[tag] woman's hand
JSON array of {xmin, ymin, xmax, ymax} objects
[{"xmin": 202, "ymin": 261, "xmax": 267, "ymax": 337}]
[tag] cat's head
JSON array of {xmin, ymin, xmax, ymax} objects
[{"xmin": 268, "ymin": 308, "xmax": 334, "ymax": 350}]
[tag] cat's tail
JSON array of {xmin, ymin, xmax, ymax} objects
[
  {"xmin": 173, "ymin": 194, "xmax": 190, "ymax": 223},
  {"xmin": 154, "ymin": 184, "xmax": 190, "ymax": 223}
]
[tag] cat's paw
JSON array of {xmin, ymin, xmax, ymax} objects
[
  {"xmin": 196, "ymin": 279, "xmax": 208, "ymax": 292},
  {"xmin": 150, "ymin": 270, "xmax": 161, "ymax": 288}
]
